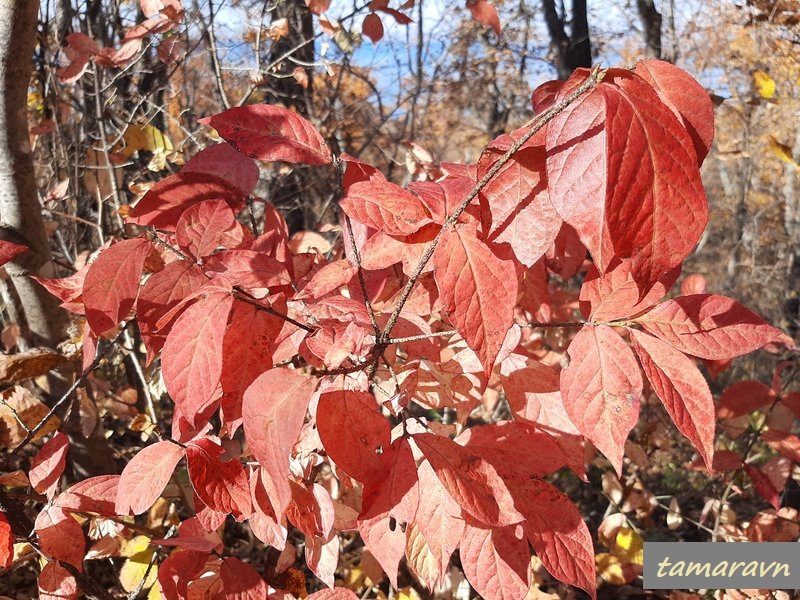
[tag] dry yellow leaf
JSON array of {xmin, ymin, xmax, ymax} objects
[
  {"xmin": 0, "ymin": 386, "xmax": 59, "ymax": 447},
  {"xmin": 612, "ymin": 526, "xmax": 643, "ymax": 565},
  {"xmin": 119, "ymin": 547, "xmax": 157, "ymax": 593},
  {"xmin": 753, "ymin": 70, "xmax": 776, "ymax": 98},
  {"xmin": 116, "ymin": 124, "xmax": 174, "ymax": 159},
  {"xmin": 147, "ymin": 580, "xmax": 163, "ymax": 600},
  {"xmin": 596, "ymin": 552, "xmax": 626, "ymax": 585},
  {"xmin": 768, "ymin": 136, "xmax": 799, "ymax": 168}
]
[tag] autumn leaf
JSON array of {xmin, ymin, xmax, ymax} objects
[
  {"xmin": 414, "ymin": 433, "xmax": 523, "ymax": 527},
  {"xmin": 753, "ymin": 70, "xmax": 776, "ymax": 98},
  {"xmin": 116, "ymin": 440, "xmax": 185, "ymax": 515},
  {"xmin": 433, "ymin": 222, "xmax": 517, "ymax": 375},
  {"xmin": 340, "ymin": 178, "xmax": 433, "ymax": 236},
  {"xmin": 199, "ymin": 104, "xmax": 332, "ymax": 165},
  {"xmin": 458, "ymin": 522, "xmax": 530, "ymax": 600},
  {"xmin": 629, "ymin": 329, "xmax": 715, "ymax": 468},
  {"xmin": 634, "ymin": 294, "xmax": 781, "ymax": 359},
  {"xmin": 560, "ymin": 324, "xmax": 642, "ymax": 474},
  {"xmin": 316, "ymin": 389, "xmax": 391, "ymax": 484},
  {"xmin": 242, "ymin": 368, "xmax": 316, "ymax": 519},
  {"xmin": 161, "ymin": 290, "xmax": 233, "ymax": 425},
  {"xmin": 546, "ymin": 68, "xmax": 707, "ymax": 291},
  {"xmin": 82, "ymin": 237, "xmax": 152, "ymax": 334}
]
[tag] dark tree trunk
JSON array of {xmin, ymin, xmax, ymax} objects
[
  {"xmin": 542, "ymin": 0, "xmax": 592, "ymax": 80},
  {"xmin": 265, "ymin": 0, "xmax": 315, "ymax": 114},
  {"xmin": 265, "ymin": 0, "xmax": 318, "ymax": 233},
  {"xmin": 636, "ymin": 0, "xmax": 663, "ymax": 59},
  {"xmin": 0, "ymin": 0, "xmax": 68, "ymax": 348}
]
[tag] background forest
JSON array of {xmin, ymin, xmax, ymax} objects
[{"xmin": 0, "ymin": 0, "xmax": 799, "ymax": 598}]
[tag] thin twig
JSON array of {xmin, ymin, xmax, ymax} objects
[{"xmin": 8, "ymin": 325, "xmax": 129, "ymax": 458}]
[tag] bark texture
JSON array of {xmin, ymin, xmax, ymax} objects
[
  {"xmin": 542, "ymin": 0, "xmax": 592, "ymax": 80},
  {"xmin": 0, "ymin": 0, "xmax": 68, "ymax": 347}
]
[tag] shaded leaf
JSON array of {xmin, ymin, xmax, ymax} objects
[
  {"xmin": 414, "ymin": 433, "xmax": 523, "ymax": 527},
  {"xmin": 316, "ymin": 389, "xmax": 391, "ymax": 484},
  {"xmin": 433, "ymin": 222, "xmax": 517, "ymax": 375},
  {"xmin": 629, "ymin": 329, "xmax": 714, "ymax": 468}
]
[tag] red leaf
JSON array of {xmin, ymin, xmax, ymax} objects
[
  {"xmin": 546, "ymin": 69, "xmax": 707, "ymax": 289},
  {"xmin": 199, "ymin": 105, "xmax": 332, "ymax": 165},
  {"xmin": 136, "ymin": 260, "xmax": 207, "ymax": 364},
  {"xmin": 305, "ymin": 533, "xmax": 339, "ymax": 588},
  {"xmin": 433, "ymin": 222, "xmax": 517, "ymax": 375},
  {"xmin": 82, "ymin": 237, "xmax": 152, "ymax": 334},
  {"xmin": 217, "ymin": 556, "xmax": 267, "ymax": 599},
  {"xmin": 32, "ymin": 263, "xmax": 90, "ymax": 314},
  {"xmin": 35, "ymin": 506, "xmax": 85, "ymax": 570},
  {"xmin": 340, "ymin": 179, "xmax": 433, "ymax": 236},
  {"xmin": 560, "ymin": 325, "xmax": 642, "ymax": 474},
  {"xmin": 219, "ymin": 300, "xmax": 284, "ymax": 434},
  {"xmin": 204, "ymin": 250, "xmax": 291, "ymax": 297},
  {"xmin": 362, "ymin": 13, "xmax": 384, "ymax": 44},
  {"xmin": 633, "ymin": 59, "xmax": 715, "ymax": 164},
  {"xmin": 175, "ymin": 199, "xmax": 244, "ymax": 259},
  {"xmin": 128, "ymin": 172, "xmax": 245, "ymax": 230},
  {"xmin": 511, "ymin": 478, "xmax": 596, "ymax": 599},
  {"xmin": 744, "ymin": 465, "xmax": 780, "ymax": 510},
  {"xmin": 413, "ymin": 433, "xmax": 523, "ymax": 527},
  {"xmin": 761, "ymin": 430, "xmax": 800, "ymax": 464},
  {"xmin": 29, "ymin": 432, "xmax": 70, "ymax": 498},
  {"xmin": 186, "ymin": 437, "xmax": 252, "ymax": 519},
  {"xmin": 629, "ymin": 329, "xmax": 714, "ymax": 468},
  {"xmin": 0, "ymin": 240, "xmax": 26, "ymax": 267},
  {"xmin": 242, "ymin": 368, "xmax": 316, "ymax": 518},
  {"xmin": 305, "ymin": 0, "xmax": 331, "ymax": 15},
  {"xmin": 116, "ymin": 440, "xmax": 185, "ymax": 515},
  {"xmin": 458, "ymin": 420, "xmax": 583, "ymax": 480},
  {"xmin": 579, "ymin": 258, "xmax": 679, "ymax": 321},
  {"xmin": 0, "ymin": 513, "xmax": 12, "ymax": 568},
  {"xmin": 286, "ymin": 481, "xmax": 332, "ymax": 539},
  {"xmin": 55, "ymin": 475, "xmax": 120, "ymax": 516},
  {"xmin": 634, "ymin": 294, "xmax": 781, "ymax": 360},
  {"xmin": 531, "ymin": 80, "xmax": 564, "ymax": 113},
  {"xmin": 717, "ymin": 380, "xmax": 777, "ymax": 419},
  {"xmin": 466, "ymin": 0, "xmax": 501, "ymax": 34},
  {"xmin": 38, "ymin": 561, "xmax": 78, "ymax": 600},
  {"xmin": 411, "ymin": 460, "xmax": 465, "ymax": 585},
  {"xmin": 182, "ymin": 143, "xmax": 260, "ymax": 196},
  {"xmin": 316, "ymin": 389, "xmax": 391, "ymax": 484},
  {"xmin": 161, "ymin": 291, "xmax": 233, "ymax": 425},
  {"xmin": 500, "ymin": 361, "xmax": 586, "ymax": 475},
  {"xmin": 158, "ymin": 549, "xmax": 208, "ymax": 600},
  {"xmin": 478, "ymin": 140, "xmax": 561, "ymax": 267},
  {"xmin": 296, "ymin": 259, "xmax": 357, "ymax": 300},
  {"xmin": 357, "ymin": 439, "xmax": 419, "ymax": 588},
  {"xmin": 458, "ymin": 523, "xmax": 530, "ymax": 600}
]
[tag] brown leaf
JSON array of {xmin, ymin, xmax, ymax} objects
[{"xmin": 0, "ymin": 348, "xmax": 68, "ymax": 384}]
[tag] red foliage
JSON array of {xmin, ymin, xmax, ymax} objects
[{"xmin": 28, "ymin": 61, "xmax": 787, "ymax": 599}]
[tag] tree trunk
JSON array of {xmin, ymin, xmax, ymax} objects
[
  {"xmin": 0, "ymin": 0, "xmax": 68, "ymax": 347},
  {"xmin": 542, "ymin": 0, "xmax": 592, "ymax": 80},
  {"xmin": 636, "ymin": 0, "xmax": 663, "ymax": 59}
]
